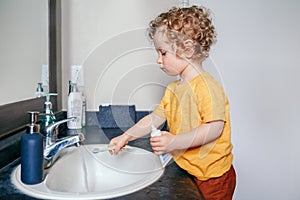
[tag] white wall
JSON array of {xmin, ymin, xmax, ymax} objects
[
  {"xmin": 62, "ymin": 0, "xmax": 300, "ymax": 199},
  {"xmin": 61, "ymin": 0, "xmax": 178, "ymax": 111},
  {"xmin": 192, "ymin": 0, "xmax": 300, "ymax": 199}
]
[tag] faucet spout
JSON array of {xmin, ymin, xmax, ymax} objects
[
  {"xmin": 43, "ymin": 117, "xmax": 84, "ymax": 168},
  {"xmin": 44, "ymin": 133, "xmax": 84, "ymax": 168}
]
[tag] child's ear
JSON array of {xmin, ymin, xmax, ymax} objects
[{"xmin": 183, "ymin": 39, "xmax": 196, "ymax": 59}]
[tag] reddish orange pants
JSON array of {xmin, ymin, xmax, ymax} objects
[{"xmin": 194, "ymin": 165, "xmax": 236, "ymax": 200}]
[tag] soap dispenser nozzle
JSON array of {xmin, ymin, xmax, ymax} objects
[
  {"xmin": 27, "ymin": 111, "xmax": 40, "ymax": 133},
  {"xmin": 44, "ymin": 93, "xmax": 57, "ymax": 114},
  {"xmin": 36, "ymin": 83, "xmax": 44, "ymax": 98}
]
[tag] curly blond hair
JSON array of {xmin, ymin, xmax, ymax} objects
[{"xmin": 148, "ymin": 6, "xmax": 216, "ymax": 60}]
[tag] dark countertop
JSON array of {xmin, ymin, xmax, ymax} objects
[{"xmin": 0, "ymin": 126, "xmax": 203, "ymax": 200}]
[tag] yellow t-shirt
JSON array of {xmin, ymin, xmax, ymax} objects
[{"xmin": 153, "ymin": 72, "xmax": 233, "ymax": 181}]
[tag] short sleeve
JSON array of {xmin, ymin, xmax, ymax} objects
[
  {"xmin": 153, "ymin": 84, "xmax": 173, "ymax": 119},
  {"xmin": 197, "ymin": 78, "xmax": 226, "ymax": 123}
]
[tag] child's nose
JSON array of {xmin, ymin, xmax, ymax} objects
[{"xmin": 157, "ymin": 56, "xmax": 162, "ymax": 65}]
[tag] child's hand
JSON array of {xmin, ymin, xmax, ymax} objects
[
  {"xmin": 150, "ymin": 131, "xmax": 176, "ymax": 155},
  {"xmin": 108, "ymin": 133, "xmax": 129, "ymax": 155}
]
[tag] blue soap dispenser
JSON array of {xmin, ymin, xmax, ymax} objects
[{"xmin": 21, "ymin": 111, "xmax": 44, "ymax": 185}]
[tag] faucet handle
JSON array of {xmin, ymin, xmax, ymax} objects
[
  {"xmin": 45, "ymin": 117, "xmax": 77, "ymax": 147},
  {"xmin": 45, "ymin": 117, "xmax": 76, "ymax": 136}
]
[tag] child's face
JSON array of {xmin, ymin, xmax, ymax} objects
[{"xmin": 153, "ymin": 30, "xmax": 188, "ymax": 77}]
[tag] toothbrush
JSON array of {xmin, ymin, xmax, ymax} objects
[{"xmin": 92, "ymin": 145, "xmax": 130, "ymax": 154}]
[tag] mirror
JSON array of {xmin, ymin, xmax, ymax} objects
[
  {"xmin": 0, "ymin": 0, "xmax": 48, "ymax": 105},
  {"xmin": 0, "ymin": 0, "xmax": 60, "ymax": 138}
]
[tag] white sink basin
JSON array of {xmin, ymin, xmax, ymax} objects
[{"xmin": 11, "ymin": 144, "xmax": 164, "ymax": 199}]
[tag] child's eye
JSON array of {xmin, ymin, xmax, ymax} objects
[{"xmin": 161, "ymin": 50, "xmax": 167, "ymax": 56}]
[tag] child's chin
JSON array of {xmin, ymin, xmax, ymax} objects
[{"xmin": 161, "ymin": 69, "xmax": 177, "ymax": 76}]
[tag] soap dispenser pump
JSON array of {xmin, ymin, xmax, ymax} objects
[
  {"xmin": 43, "ymin": 93, "xmax": 57, "ymax": 127},
  {"xmin": 35, "ymin": 82, "xmax": 44, "ymax": 98},
  {"xmin": 21, "ymin": 111, "xmax": 44, "ymax": 185}
]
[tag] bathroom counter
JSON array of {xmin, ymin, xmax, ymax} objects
[{"xmin": 0, "ymin": 126, "xmax": 203, "ymax": 200}]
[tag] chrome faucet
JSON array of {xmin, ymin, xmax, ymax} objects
[{"xmin": 43, "ymin": 117, "xmax": 85, "ymax": 168}]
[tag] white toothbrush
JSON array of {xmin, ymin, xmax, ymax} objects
[{"xmin": 92, "ymin": 145, "xmax": 130, "ymax": 153}]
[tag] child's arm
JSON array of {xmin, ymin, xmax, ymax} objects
[
  {"xmin": 109, "ymin": 113, "xmax": 166, "ymax": 154},
  {"xmin": 150, "ymin": 120, "xmax": 224, "ymax": 155}
]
